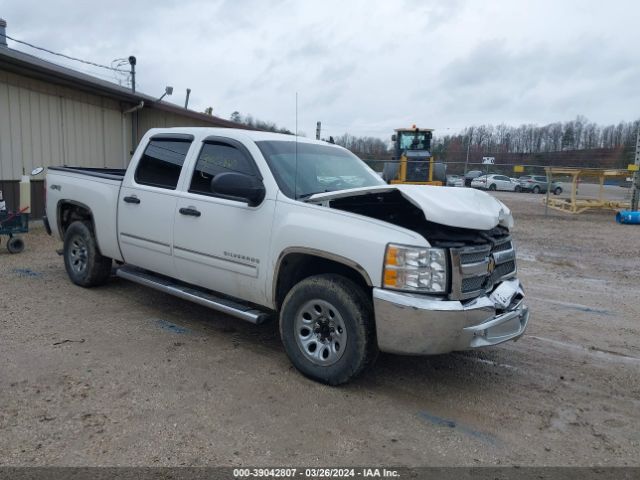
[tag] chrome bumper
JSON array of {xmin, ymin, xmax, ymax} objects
[{"xmin": 373, "ymin": 278, "xmax": 529, "ymax": 355}]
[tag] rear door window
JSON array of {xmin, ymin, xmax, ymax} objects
[{"xmin": 135, "ymin": 139, "xmax": 192, "ymax": 189}]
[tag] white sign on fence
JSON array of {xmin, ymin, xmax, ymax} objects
[{"xmin": 482, "ymin": 157, "xmax": 495, "ymax": 164}]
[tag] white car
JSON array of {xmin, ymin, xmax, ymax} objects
[{"xmin": 471, "ymin": 174, "xmax": 518, "ymax": 192}]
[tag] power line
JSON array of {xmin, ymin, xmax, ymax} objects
[{"xmin": 1, "ymin": 32, "xmax": 129, "ymax": 73}]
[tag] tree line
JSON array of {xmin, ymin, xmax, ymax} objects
[
  {"xmin": 432, "ymin": 116, "xmax": 639, "ymax": 155},
  {"xmin": 229, "ymin": 111, "xmax": 293, "ymax": 134},
  {"xmin": 332, "ymin": 133, "xmax": 388, "ymax": 159},
  {"xmin": 227, "ymin": 113, "xmax": 639, "ymax": 162}
]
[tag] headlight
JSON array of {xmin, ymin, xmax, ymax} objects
[{"xmin": 383, "ymin": 244, "xmax": 448, "ymax": 293}]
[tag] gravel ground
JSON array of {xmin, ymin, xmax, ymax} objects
[{"xmin": 1, "ymin": 190, "xmax": 639, "ymax": 467}]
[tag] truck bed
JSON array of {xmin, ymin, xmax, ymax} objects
[
  {"xmin": 48, "ymin": 166, "xmax": 126, "ymax": 181},
  {"xmin": 46, "ymin": 166, "xmax": 124, "ymax": 261}
]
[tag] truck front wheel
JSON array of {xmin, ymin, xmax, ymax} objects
[
  {"xmin": 63, "ymin": 221, "xmax": 112, "ymax": 287},
  {"xmin": 280, "ymin": 274, "xmax": 377, "ymax": 385}
]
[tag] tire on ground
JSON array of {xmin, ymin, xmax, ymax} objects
[
  {"xmin": 489, "ymin": 184, "xmax": 497, "ymax": 191},
  {"xmin": 279, "ymin": 274, "xmax": 377, "ymax": 385},
  {"xmin": 7, "ymin": 236, "xmax": 25, "ymax": 254},
  {"xmin": 532, "ymin": 186, "xmax": 541, "ymax": 194},
  {"xmin": 63, "ymin": 221, "xmax": 112, "ymax": 287}
]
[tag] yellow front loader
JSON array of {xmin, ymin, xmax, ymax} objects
[{"xmin": 383, "ymin": 126, "xmax": 445, "ymax": 186}]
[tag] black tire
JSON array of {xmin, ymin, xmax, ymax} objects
[
  {"xmin": 279, "ymin": 274, "xmax": 377, "ymax": 385},
  {"xmin": 63, "ymin": 221, "xmax": 112, "ymax": 287},
  {"xmin": 554, "ymin": 187, "xmax": 562, "ymax": 195},
  {"xmin": 489, "ymin": 184, "xmax": 497, "ymax": 191},
  {"xmin": 7, "ymin": 236, "xmax": 24, "ymax": 254},
  {"xmin": 532, "ymin": 186, "xmax": 541, "ymax": 194},
  {"xmin": 514, "ymin": 185, "xmax": 521, "ymax": 192}
]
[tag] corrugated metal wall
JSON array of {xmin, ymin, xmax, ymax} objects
[
  {"xmin": 0, "ymin": 67, "xmax": 240, "ymax": 221},
  {"xmin": 137, "ymin": 108, "xmax": 213, "ymax": 139},
  {"xmin": 0, "ymin": 70, "xmax": 230, "ymax": 218},
  {"xmin": 0, "ymin": 71, "xmax": 129, "ymax": 182}
]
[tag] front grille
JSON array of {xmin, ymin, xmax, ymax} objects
[
  {"xmin": 450, "ymin": 237, "xmax": 517, "ymax": 300},
  {"xmin": 492, "ymin": 241, "xmax": 513, "ymax": 253},
  {"xmin": 460, "ymin": 247, "xmax": 491, "ymax": 264},
  {"xmin": 462, "ymin": 276, "xmax": 485, "ymax": 293},
  {"xmin": 489, "ymin": 260, "xmax": 516, "ymax": 285}
]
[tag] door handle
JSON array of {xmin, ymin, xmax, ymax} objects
[
  {"xmin": 123, "ymin": 195, "xmax": 140, "ymax": 204},
  {"xmin": 179, "ymin": 207, "xmax": 201, "ymax": 217}
]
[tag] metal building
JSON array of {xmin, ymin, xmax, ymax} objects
[{"xmin": 0, "ymin": 20, "xmax": 247, "ymax": 218}]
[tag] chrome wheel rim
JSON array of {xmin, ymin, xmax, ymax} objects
[
  {"xmin": 69, "ymin": 236, "xmax": 88, "ymax": 274},
  {"xmin": 294, "ymin": 299, "xmax": 347, "ymax": 366}
]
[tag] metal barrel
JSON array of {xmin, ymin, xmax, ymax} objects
[{"xmin": 616, "ymin": 211, "xmax": 640, "ymax": 224}]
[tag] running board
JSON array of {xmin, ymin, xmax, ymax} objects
[{"xmin": 116, "ymin": 266, "xmax": 270, "ymax": 325}]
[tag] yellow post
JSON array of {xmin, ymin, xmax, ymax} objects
[
  {"xmin": 570, "ymin": 172, "xmax": 578, "ymax": 213},
  {"xmin": 428, "ymin": 157, "xmax": 434, "ymax": 182},
  {"xmin": 598, "ymin": 174, "xmax": 605, "ymax": 202},
  {"xmin": 399, "ymin": 154, "xmax": 407, "ymax": 182}
]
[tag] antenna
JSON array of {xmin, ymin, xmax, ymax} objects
[{"xmin": 294, "ymin": 92, "xmax": 298, "ymax": 199}]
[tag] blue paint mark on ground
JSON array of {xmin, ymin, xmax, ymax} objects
[
  {"xmin": 531, "ymin": 297, "xmax": 612, "ymax": 316},
  {"xmin": 565, "ymin": 305, "xmax": 611, "ymax": 315},
  {"xmin": 418, "ymin": 411, "xmax": 498, "ymax": 446},
  {"xmin": 154, "ymin": 319, "xmax": 189, "ymax": 334},
  {"xmin": 12, "ymin": 268, "xmax": 42, "ymax": 278}
]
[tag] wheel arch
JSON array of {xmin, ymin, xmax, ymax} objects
[
  {"xmin": 57, "ymin": 200, "xmax": 96, "ymax": 238},
  {"xmin": 273, "ymin": 247, "xmax": 373, "ymax": 311}
]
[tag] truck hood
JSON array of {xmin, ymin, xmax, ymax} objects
[{"xmin": 308, "ymin": 184, "xmax": 514, "ymax": 230}]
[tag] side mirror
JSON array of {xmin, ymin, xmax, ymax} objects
[
  {"xmin": 31, "ymin": 167, "xmax": 45, "ymax": 176},
  {"xmin": 391, "ymin": 134, "xmax": 396, "ymax": 142},
  {"xmin": 210, "ymin": 172, "xmax": 265, "ymax": 207}
]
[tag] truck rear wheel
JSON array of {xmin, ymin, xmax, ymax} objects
[
  {"xmin": 63, "ymin": 221, "xmax": 112, "ymax": 287},
  {"xmin": 279, "ymin": 274, "xmax": 377, "ymax": 385}
]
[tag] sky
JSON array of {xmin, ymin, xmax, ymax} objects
[{"xmin": 2, "ymin": 0, "xmax": 639, "ymax": 140}]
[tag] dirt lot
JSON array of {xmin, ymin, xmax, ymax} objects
[{"xmin": 1, "ymin": 190, "xmax": 639, "ymax": 467}]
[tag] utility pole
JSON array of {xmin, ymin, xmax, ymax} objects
[
  {"xmin": 316, "ymin": 121, "xmax": 321, "ymax": 140},
  {"xmin": 128, "ymin": 56, "xmax": 136, "ymax": 93},
  {"xmin": 631, "ymin": 128, "xmax": 640, "ymax": 211},
  {"xmin": 184, "ymin": 88, "xmax": 191, "ymax": 109}
]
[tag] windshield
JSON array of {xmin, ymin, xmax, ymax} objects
[
  {"xmin": 256, "ymin": 140, "xmax": 385, "ymax": 199},
  {"xmin": 398, "ymin": 131, "xmax": 429, "ymax": 150}
]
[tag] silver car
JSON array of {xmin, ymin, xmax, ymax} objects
[{"xmin": 518, "ymin": 175, "xmax": 563, "ymax": 194}]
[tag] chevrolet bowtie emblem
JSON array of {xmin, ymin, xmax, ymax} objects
[{"xmin": 487, "ymin": 255, "xmax": 496, "ymax": 274}]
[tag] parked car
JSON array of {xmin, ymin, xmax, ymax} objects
[
  {"xmin": 446, "ymin": 174, "xmax": 464, "ymax": 187},
  {"xmin": 518, "ymin": 175, "xmax": 563, "ymax": 194},
  {"xmin": 44, "ymin": 128, "xmax": 528, "ymax": 385},
  {"xmin": 471, "ymin": 174, "xmax": 518, "ymax": 192},
  {"xmin": 464, "ymin": 170, "xmax": 484, "ymax": 187}
]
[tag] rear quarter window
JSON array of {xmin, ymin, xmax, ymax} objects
[{"xmin": 135, "ymin": 139, "xmax": 192, "ymax": 189}]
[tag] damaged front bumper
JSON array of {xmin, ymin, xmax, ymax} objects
[{"xmin": 373, "ymin": 278, "xmax": 529, "ymax": 355}]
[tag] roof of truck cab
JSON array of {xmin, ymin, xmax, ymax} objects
[{"xmin": 146, "ymin": 127, "xmax": 338, "ymax": 146}]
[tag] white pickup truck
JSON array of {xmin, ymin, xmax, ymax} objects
[{"xmin": 44, "ymin": 127, "xmax": 529, "ymax": 384}]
